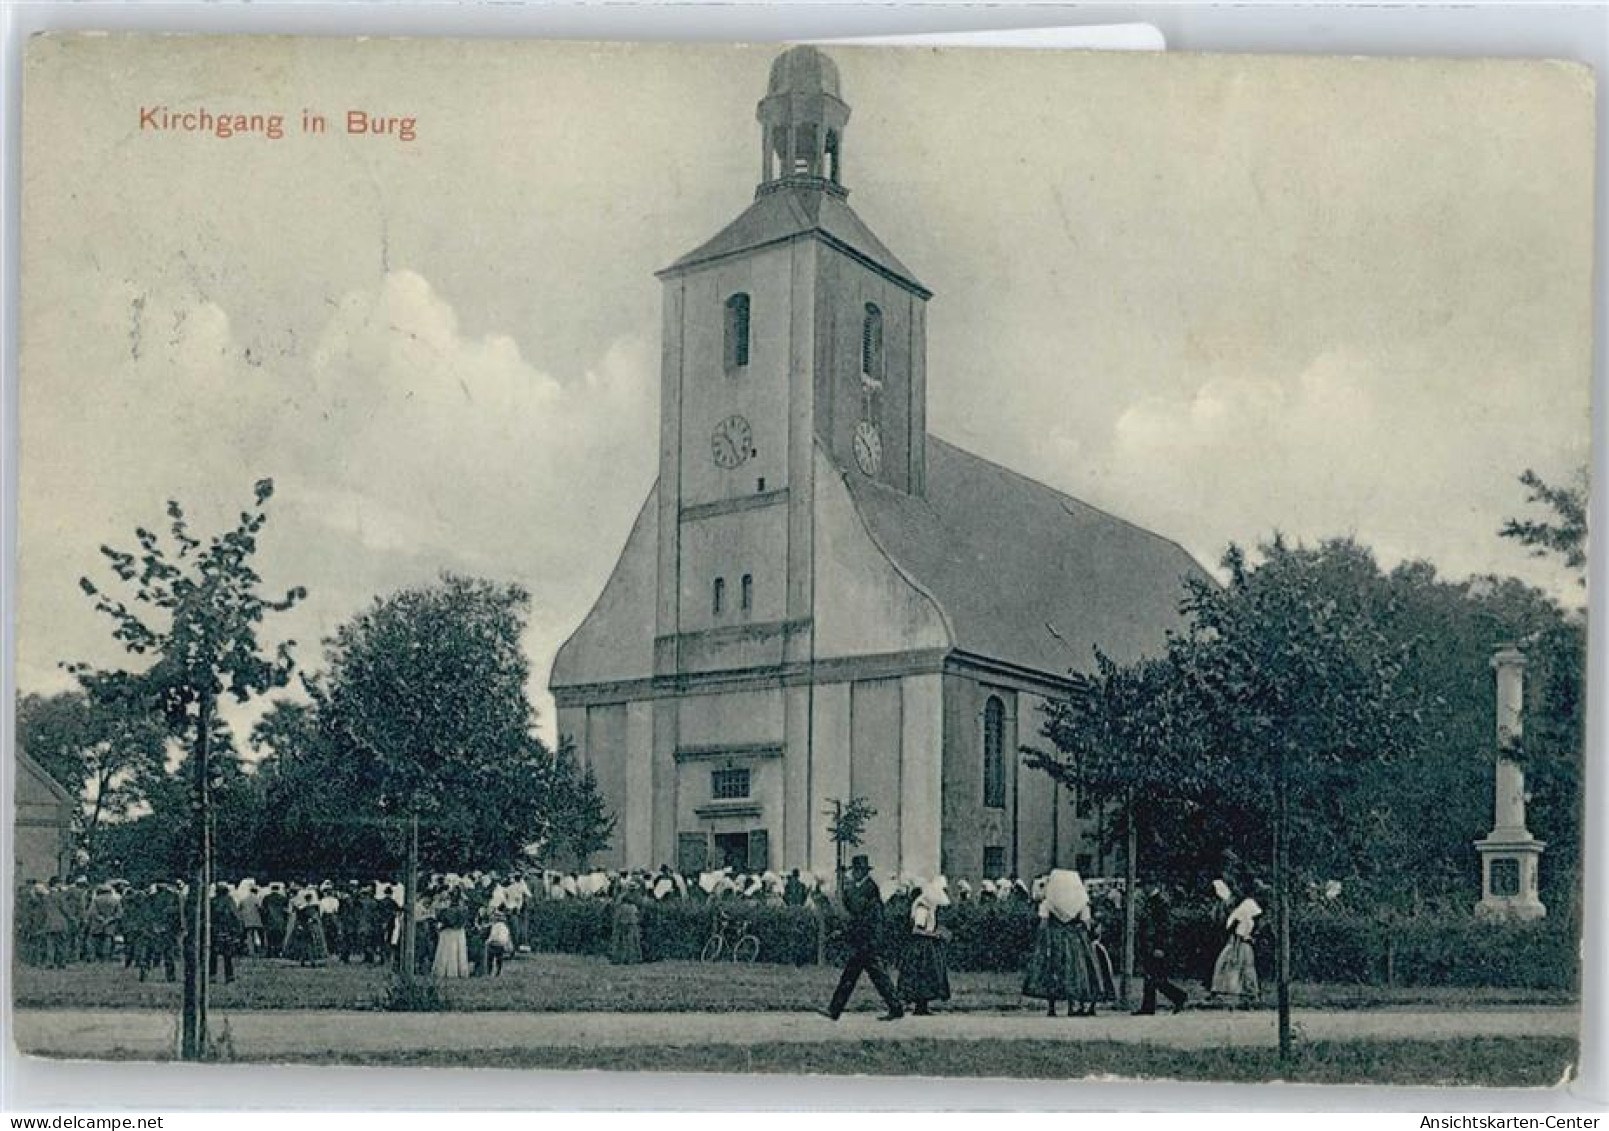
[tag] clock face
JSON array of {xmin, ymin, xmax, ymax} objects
[
  {"xmin": 853, "ymin": 420, "xmax": 883, "ymax": 476},
  {"xmin": 711, "ymin": 414, "xmax": 755, "ymax": 469}
]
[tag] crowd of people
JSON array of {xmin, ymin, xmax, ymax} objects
[{"xmin": 13, "ymin": 861, "xmax": 1266, "ymax": 1020}]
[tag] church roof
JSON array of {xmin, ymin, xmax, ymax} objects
[
  {"xmin": 659, "ymin": 185, "xmax": 929, "ymax": 297},
  {"xmin": 843, "ymin": 436, "xmax": 1211, "ymax": 680}
]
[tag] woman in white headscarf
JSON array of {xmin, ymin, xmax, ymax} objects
[
  {"xmin": 1021, "ymin": 869, "xmax": 1102, "ymax": 1017},
  {"xmin": 897, "ymin": 877, "xmax": 952, "ymax": 1016},
  {"xmin": 1210, "ymin": 889, "xmax": 1262, "ymax": 1006}
]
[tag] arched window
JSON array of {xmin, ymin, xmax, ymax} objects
[
  {"xmin": 724, "ymin": 293, "xmax": 751, "ymax": 371},
  {"xmin": 861, "ymin": 303, "xmax": 884, "ymax": 382},
  {"xmin": 825, "ymin": 130, "xmax": 841, "ymax": 183},
  {"xmin": 740, "ymin": 573, "xmax": 753, "ymax": 612},
  {"xmin": 713, "ymin": 577, "xmax": 726, "ymax": 616},
  {"xmin": 982, "ymin": 695, "xmax": 1006, "ymax": 809}
]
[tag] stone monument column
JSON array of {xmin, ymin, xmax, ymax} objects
[{"xmin": 1474, "ymin": 645, "xmax": 1546, "ymax": 921}]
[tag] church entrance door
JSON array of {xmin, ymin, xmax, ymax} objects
[{"xmin": 714, "ymin": 832, "xmax": 750, "ymax": 871}]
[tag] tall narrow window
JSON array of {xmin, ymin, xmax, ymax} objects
[
  {"xmin": 861, "ymin": 303, "xmax": 884, "ymax": 382},
  {"xmin": 724, "ymin": 293, "xmax": 751, "ymax": 371},
  {"xmin": 740, "ymin": 573, "xmax": 753, "ymax": 612},
  {"xmin": 713, "ymin": 577, "xmax": 725, "ymax": 616},
  {"xmin": 982, "ymin": 695, "xmax": 1006, "ymax": 809},
  {"xmin": 825, "ymin": 130, "xmax": 841, "ymax": 183}
]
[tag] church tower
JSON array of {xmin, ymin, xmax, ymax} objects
[
  {"xmin": 641, "ymin": 45, "xmax": 934, "ymax": 873},
  {"xmin": 651, "ymin": 47, "xmax": 934, "ymax": 684},
  {"xmin": 551, "ymin": 45, "xmax": 1203, "ymax": 884}
]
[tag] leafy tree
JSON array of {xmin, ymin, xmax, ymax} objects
[
  {"xmin": 825, "ymin": 796, "xmax": 878, "ymax": 877},
  {"xmin": 306, "ymin": 573, "xmax": 553, "ymax": 869},
  {"xmin": 1029, "ymin": 536, "xmax": 1425, "ymax": 1059},
  {"xmin": 16, "ymin": 686, "xmax": 166, "ymax": 872},
  {"xmin": 1500, "ymin": 467, "xmax": 1587, "ymax": 580},
  {"xmin": 68, "ymin": 478, "xmax": 305, "ymax": 1058},
  {"xmin": 242, "ymin": 699, "xmax": 397, "ymax": 877}
]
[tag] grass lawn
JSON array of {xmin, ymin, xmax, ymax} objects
[
  {"xmin": 76, "ymin": 1037, "xmax": 1579, "ymax": 1087},
  {"xmin": 13, "ymin": 952, "xmax": 1578, "ymax": 1014}
]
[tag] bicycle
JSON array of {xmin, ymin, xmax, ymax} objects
[{"xmin": 700, "ymin": 908, "xmax": 760, "ymax": 963}]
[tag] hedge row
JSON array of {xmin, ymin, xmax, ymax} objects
[{"xmin": 526, "ymin": 898, "xmax": 1578, "ymax": 989}]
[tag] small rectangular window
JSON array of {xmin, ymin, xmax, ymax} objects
[
  {"xmin": 713, "ymin": 577, "xmax": 725, "ymax": 616},
  {"xmin": 712, "ymin": 768, "xmax": 751, "ymax": 800},
  {"xmin": 740, "ymin": 574, "xmax": 753, "ymax": 612},
  {"xmin": 983, "ymin": 845, "xmax": 1006, "ymax": 878}
]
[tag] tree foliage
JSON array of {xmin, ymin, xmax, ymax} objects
[
  {"xmin": 1500, "ymin": 466, "xmax": 1587, "ymax": 580},
  {"xmin": 825, "ymin": 796, "xmax": 878, "ymax": 852},
  {"xmin": 532, "ymin": 740, "xmax": 616, "ymax": 871},
  {"xmin": 64, "ymin": 480, "xmax": 305, "ymax": 877},
  {"xmin": 1025, "ymin": 536, "xmax": 1584, "ymax": 910},
  {"xmin": 70, "ymin": 480, "xmax": 306, "ymax": 739},
  {"xmin": 258, "ymin": 572, "xmax": 609, "ymax": 873}
]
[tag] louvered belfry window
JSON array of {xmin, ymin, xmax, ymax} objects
[
  {"xmin": 861, "ymin": 303, "xmax": 884, "ymax": 381},
  {"xmin": 725, "ymin": 293, "xmax": 751, "ymax": 371}
]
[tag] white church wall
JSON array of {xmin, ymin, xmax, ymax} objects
[
  {"xmin": 811, "ymin": 444, "xmax": 949, "ymax": 660},
  {"xmin": 676, "ymin": 689, "xmax": 784, "ymax": 747},
  {"xmin": 623, "ymin": 700, "xmax": 654, "ymax": 870},
  {"xmin": 899, "ymin": 672, "xmax": 944, "ymax": 880},
  {"xmin": 808, "ymin": 682, "xmax": 852, "ymax": 878},
  {"xmin": 850, "ymin": 678, "xmax": 903, "ymax": 879},
  {"xmin": 783, "ymin": 683, "xmax": 812, "ymax": 871},
  {"xmin": 676, "ymin": 504, "xmax": 789, "ymax": 636},
  {"xmin": 549, "ymin": 486, "xmax": 659, "ymax": 690}
]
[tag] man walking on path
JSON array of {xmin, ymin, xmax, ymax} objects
[
  {"xmin": 1133, "ymin": 886, "xmax": 1188, "ymax": 1016},
  {"xmin": 822, "ymin": 855, "xmax": 903, "ymax": 1022}
]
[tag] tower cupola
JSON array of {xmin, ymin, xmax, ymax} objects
[{"xmin": 757, "ymin": 46, "xmax": 850, "ymax": 196}]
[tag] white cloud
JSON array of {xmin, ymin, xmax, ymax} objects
[
  {"xmin": 1053, "ymin": 348, "xmax": 1585, "ymax": 597},
  {"xmin": 19, "ymin": 268, "xmax": 659, "ymax": 747}
]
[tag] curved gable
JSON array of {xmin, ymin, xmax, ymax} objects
[
  {"xmin": 549, "ymin": 483, "xmax": 659, "ymax": 691},
  {"xmin": 812, "ymin": 443, "xmax": 951, "ymax": 660}
]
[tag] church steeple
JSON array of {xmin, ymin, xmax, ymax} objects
[{"xmin": 757, "ymin": 45, "xmax": 850, "ymax": 196}]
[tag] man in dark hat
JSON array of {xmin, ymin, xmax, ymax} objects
[
  {"xmin": 1133, "ymin": 885, "xmax": 1188, "ymax": 1015},
  {"xmin": 821, "ymin": 855, "xmax": 902, "ymax": 1021}
]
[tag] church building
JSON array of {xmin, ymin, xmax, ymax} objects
[{"xmin": 550, "ymin": 46, "xmax": 1208, "ymax": 884}]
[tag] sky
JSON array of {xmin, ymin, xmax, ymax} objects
[{"xmin": 17, "ymin": 36, "xmax": 1595, "ymax": 751}]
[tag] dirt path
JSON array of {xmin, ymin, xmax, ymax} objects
[{"xmin": 13, "ymin": 1006, "xmax": 1578, "ymax": 1061}]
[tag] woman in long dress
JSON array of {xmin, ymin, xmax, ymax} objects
[
  {"xmin": 609, "ymin": 895, "xmax": 643, "ymax": 965},
  {"xmin": 1022, "ymin": 869, "xmax": 1103, "ymax": 1017},
  {"xmin": 283, "ymin": 889, "xmax": 330, "ymax": 967},
  {"xmin": 898, "ymin": 877, "xmax": 952, "ymax": 1016},
  {"xmin": 431, "ymin": 894, "xmax": 472, "ymax": 979},
  {"xmin": 1210, "ymin": 892, "xmax": 1262, "ymax": 1006}
]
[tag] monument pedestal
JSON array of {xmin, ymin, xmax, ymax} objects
[{"xmin": 1474, "ymin": 827, "xmax": 1546, "ymax": 921}]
